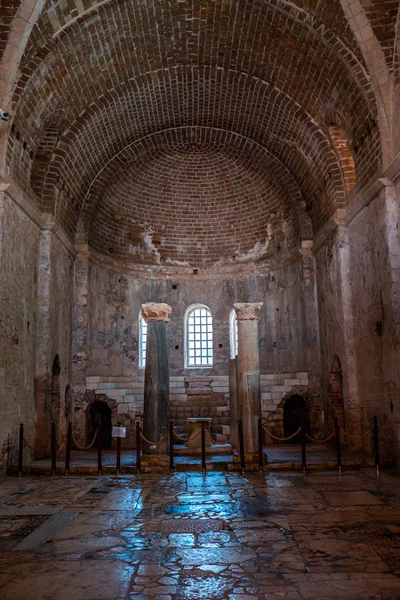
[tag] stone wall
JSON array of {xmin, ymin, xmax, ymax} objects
[
  {"xmin": 84, "ymin": 371, "xmax": 309, "ymax": 447},
  {"xmin": 34, "ymin": 231, "xmax": 74, "ymax": 455},
  {"xmin": 71, "ymin": 259, "xmax": 316, "ymax": 444},
  {"xmin": 0, "ymin": 187, "xmax": 74, "ymax": 472},
  {"xmin": 85, "ymin": 260, "xmax": 313, "ymax": 378},
  {"xmin": 0, "ymin": 191, "xmax": 40, "ymax": 474},
  {"xmin": 315, "ymin": 176, "xmax": 400, "ymax": 462},
  {"xmin": 347, "ymin": 182, "xmax": 400, "ymax": 461}
]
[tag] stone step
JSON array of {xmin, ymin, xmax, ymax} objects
[
  {"xmin": 213, "ymin": 424, "xmax": 231, "ymax": 435},
  {"xmin": 173, "ymin": 443, "xmax": 232, "ymax": 456}
]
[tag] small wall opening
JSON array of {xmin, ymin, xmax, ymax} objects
[
  {"xmin": 87, "ymin": 401, "xmax": 112, "ymax": 449},
  {"xmin": 330, "ymin": 355, "xmax": 345, "ymax": 430},
  {"xmin": 283, "ymin": 395, "xmax": 309, "ymax": 442}
]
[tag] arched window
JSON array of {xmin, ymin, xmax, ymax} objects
[
  {"xmin": 185, "ymin": 304, "xmax": 213, "ymax": 368},
  {"xmin": 138, "ymin": 315, "xmax": 148, "ymax": 369},
  {"xmin": 229, "ymin": 309, "xmax": 238, "ymax": 359}
]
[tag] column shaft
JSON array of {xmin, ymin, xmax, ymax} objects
[
  {"xmin": 234, "ymin": 303, "xmax": 263, "ymax": 455},
  {"xmin": 229, "ymin": 357, "xmax": 238, "ymax": 449},
  {"xmin": 142, "ymin": 303, "xmax": 171, "ymax": 455}
]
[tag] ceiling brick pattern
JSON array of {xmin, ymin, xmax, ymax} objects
[
  {"xmin": 85, "ymin": 127, "xmax": 304, "ymax": 270},
  {"xmin": 2, "ymin": 0, "xmax": 388, "ymax": 271},
  {"xmin": 362, "ymin": 0, "xmax": 400, "ymax": 75}
]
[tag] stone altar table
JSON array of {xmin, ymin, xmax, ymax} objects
[{"xmin": 187, "ymin": 417, "xmax": 212, "ymax": 447}]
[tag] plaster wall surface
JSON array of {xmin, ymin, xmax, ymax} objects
[
  {"xmin": 74, "ymin": 260, "xmax": 315, "ymax": 444},
  {"xmin": 86, "ymin": 261, "xmax": 311, "ymax": 379},
  {"xmin": 0, "ymin": 192, "xmax": 40, "ymax": 474},
  {"xmin": 348, "ymin": 187, "xmax": 400, "ymax": 461},
  {"xmin": 315, "ymin": 229, "xmax": 347, "ymax": 416},
  {"xmin": 316, "ymin": 181, "xmax": 400, "ymax": 462}
]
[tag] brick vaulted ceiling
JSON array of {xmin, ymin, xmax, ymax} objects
[{"xmin": 2, "ymin": 0, "xmax": 396, "ymax": 273}]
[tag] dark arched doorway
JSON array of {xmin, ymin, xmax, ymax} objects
[
  {"xmin": 283, "ymin": 395, "xmax": 309, "ymax": 442},
  {"xmin": 87, "ymin": 401, "xmax": 112, "ymax": 449},
  {"xmin": 330, "ymin": 355, "xmax": 345, "ymax": 430}
]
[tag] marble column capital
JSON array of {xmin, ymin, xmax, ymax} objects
[
  {"xmin": 233, "ymin": 302, "xmax": 263, "ymax": 320},
  {"xmin": 141, "ymin": 302, "xmax": 172, "ymax": 323}
]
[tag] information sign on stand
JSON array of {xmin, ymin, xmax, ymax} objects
[{"xmin": 112, "ymin": 426, "xmax": 126, "ymax": 438}]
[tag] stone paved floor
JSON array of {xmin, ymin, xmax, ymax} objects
[{"xmin": 1, "ymin": 469, "xmax": 400, "ymax": 599}]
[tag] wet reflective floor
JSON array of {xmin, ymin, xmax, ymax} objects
[{"xmin": 1, "ymin": 469, "xmax": 400, "ymax": 599}]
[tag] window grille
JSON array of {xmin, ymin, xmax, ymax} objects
[
  {"xmin": 229, "ymin": 309, "xmax": 238, "ymax": 359},
  {"xmin": 139, "ymin": 315, "xmax": 148, "ymax": 369},
  {"xmin": 185, "ymin": 305, "xmax": 213, "ymax": 367}
]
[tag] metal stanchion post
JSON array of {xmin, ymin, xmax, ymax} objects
[
  {"xmin": 136, "ymin": 421, "xmax": 141, "ymax": 474},
  {"xmin": 334, "ymin": 417, "xmax": 342, "ymax": 475},
  {"xmin": 116, "ymin": 437, "xmax": 121, "ymax": 475},
  {"xmin": 97, "ymin": 425, "xmax": 102, "ymax": 475},
  {"xmin": 51, "ymin": 422, "xmax": 57, "ymax": 476},
  {"xmin": 18, "ymin": 423, "xmax": 24, "ymax": 477},
  {"xmin": 65, "ymin": 422, "xmax": 72, "ymax": 475},
  {"xmin": 201, "ymin": 422, "xmax": 206, "ymax": 475},
  {"xmin": 258, "ymin": 418, "xmax": 263, "ymax": 473},
  {"xmin": 301, "ymin": 422, "xmax": 306, "ymax": 474},
  {"xmin": 374, "ymin": 416, "xmax": 380, "ymax": 477},
  {"xmin": 169, "ymin": 421, "xmax": 174, "ymax": 474},
  {"xmin": 238, "ymin": 419, "xmax": 245, "ymax": 474}
]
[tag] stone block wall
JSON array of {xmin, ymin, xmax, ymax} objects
[{"xmin": 84, "ymin": 371, "xmax": 309, "ymax": 446}]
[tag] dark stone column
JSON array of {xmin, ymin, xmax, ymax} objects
[
  {"xmin": 229, "ymin": 357, "xmax": 238, "ymax": 450},
  {"xmin": 234, "ymin": 302, "xmax": 263, "ymax": 456},
  {"xmin": 142, "ymin": 302, "xmax": 172, "ymax": 455}
]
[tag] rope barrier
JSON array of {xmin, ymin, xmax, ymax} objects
[
  {"xmin": 205, "ymin": 430, "xmax": 234, "ymax": 445},
  {"xmin": 72, "ymin": 430, "xmax": 97, "ymax": 450},
  {"xmin": 173, "ymin": 429, "xmax": 202, "ymax": 443},
  {"xmin": 140, "ymin": 431, "xmax": 169, "ymax": 446},
  {"xmin": 263, "ymin": 426, "xmax": 302, "ymax": 442},
  {"xmin": 341, "ymin": 427, "xmax": 373, "ymax": 440},
  {"xmin": 23, "ymin": 437, "xmax": 37, "ymax": 451},
  {"xmin": 306, "ymin": 432, "xmax": 335, "ymax": 443}
]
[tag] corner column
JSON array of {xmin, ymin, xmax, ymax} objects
[
  {"xmin": 141, "ymin": 302, "xmax": 172, "ymax": 455},
  {"xmin": 229, "ymin": 358, "xmax": 238, "ymax": 449},
  {"xmin": 234, "ymin": 302, "xmax": 263, "ymax": 455}
]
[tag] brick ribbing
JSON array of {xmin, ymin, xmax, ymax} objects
[{"xmin": 6, "ymin": 1, "xmax": 379, "ymax": 231}]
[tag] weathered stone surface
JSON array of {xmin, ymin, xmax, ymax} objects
[
  {"xmin": 143, "ymin": 320, "xmax": 170, "ymax": 455},
  {"xmin": 141, "ymin": 302, "xmax": 172, "ymax": 323},
  {"xmin": 233, "ymin": 303, "xmax": 263, "ymax": 321},
  {"xmin": 236, "ymin": 310, "xmax": 262, "ymax": 454},
  {"xmin": 1, "ymin": 470, "xmax": 400, "ymax": 598}
]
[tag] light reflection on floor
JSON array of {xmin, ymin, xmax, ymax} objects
[{"xmin": 0, "ymin": 469, "xmax": 400, "ymax": 598}]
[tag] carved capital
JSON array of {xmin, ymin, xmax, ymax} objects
[
  {"xmin": 233, "ymin": 302, "xmax": 263, "ymax": 320},
  {"xmin": 141, "ymin": 302, "xmax": 172, "ymax": 322}
]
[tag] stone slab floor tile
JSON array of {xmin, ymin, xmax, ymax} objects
[{"xmin": 0, "ymin": 471, "xmax": 400, "ymax": 598}]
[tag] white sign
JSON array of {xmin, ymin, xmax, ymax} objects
[{"xmin": 112, "ymin": 426, "xmax": 126, "ymax": 438}]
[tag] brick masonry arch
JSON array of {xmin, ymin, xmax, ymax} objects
[{"xmin": 264, "ymin": 386, "xmax": 313, "ymax": 441}]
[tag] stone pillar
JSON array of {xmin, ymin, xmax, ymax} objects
[
  {"xmin": 234, "ymin": 303, "xmax": 263, "ymax": 456},
  {"xmin": 71, "ymin": 254, "xmax": 90, "ymax": 443},
  {"xmin": 141, "ymin": 302, "xmax": 172, "ymax": 455},
  {"xmin": 229, "ymin": 358, "xmax": 238, "ymax": 449}
]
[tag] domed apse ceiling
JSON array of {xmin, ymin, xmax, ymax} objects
[
  {"xmin": 88, "ymin": 129, "xmax": 301, "ymax": 272},
  {"xmin": 4, "ymin": 0, "xmax": 383, "ymax": 272}
]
